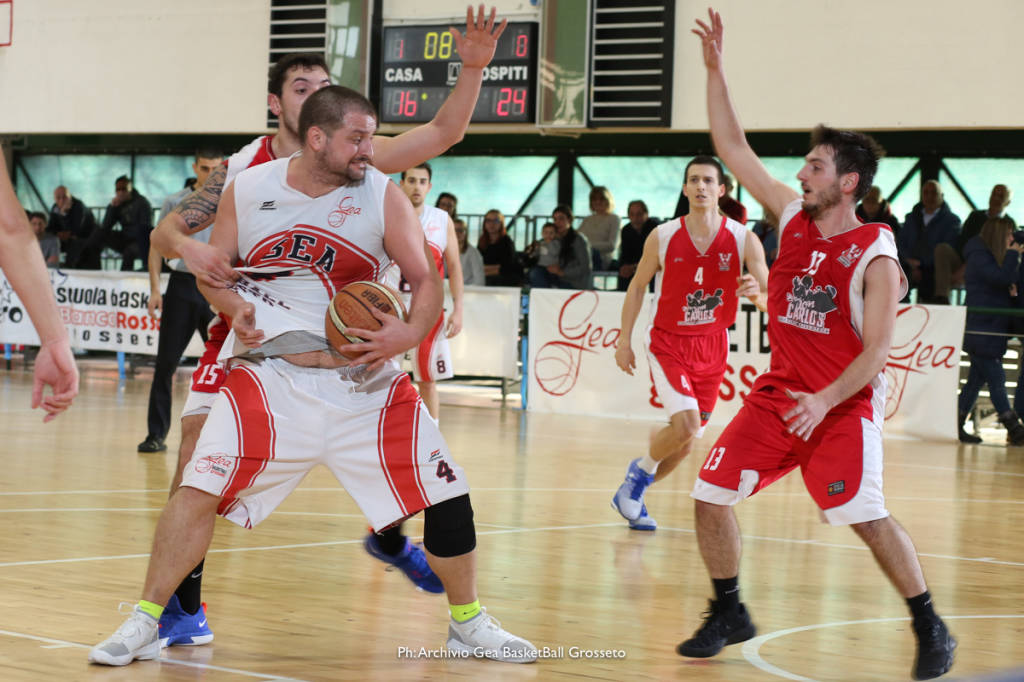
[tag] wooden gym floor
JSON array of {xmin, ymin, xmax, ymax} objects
[{"xmin": 0, "ymin": 357, "xmax": 1022, "ymax": 681}]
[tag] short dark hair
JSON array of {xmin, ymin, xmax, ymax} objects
[
  {"xmin": 115, "ymin": 175, "xmax": 130, "ymax": 187},
  {"xmin": 436, "ymin": 191, "xmax": 457, "ymax": 208},
  {"xmin": 401, "ymin": 163, "xmax": 432, "ymax": 181},
  {"xmin": 194, "ymin": 148, "xmax": 222, "ymax": 162},
  {"xmin": 268, "ymin": 53, "xmax": 329, "ymax": 97},
  {"xmin": 809, "ymin": 124, "xmax": 884, "ymax": 201},
  {"xmin": 29, "ymin": 211, "xmax": 47, "ymax": 222},
  {"xmin": 553, "ymin": 204, "xmax": 573, "ymax": 221},
  {"xmin": 684, "ymin": 155, "xmax": 725, "ymax": 185},
  {"xmin": 298, "ymin": 85, "xmax": 377, "ymax": 144},
  {"xmin": 628, "ymin": 199, "xmax": 649, "ymax": 214}
]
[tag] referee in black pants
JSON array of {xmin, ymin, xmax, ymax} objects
[{"xmin": 138, "ymin": 150, "xmax": 223, "ymax": 453}]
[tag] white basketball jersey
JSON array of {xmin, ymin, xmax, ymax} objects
[
  {"xmin": 218, "ymin": 155, "xmax": 391, "ymax": 360},
  {"xmin": 419, "ymin": 205, "xmax": 449, "ymax": 274}
]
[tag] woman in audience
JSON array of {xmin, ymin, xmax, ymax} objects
[
  {"xmin": 478, "ymin": 209, "xmax": 522, "ymax": 286},
  {"xmin": 455, "ymin": 218, "xmax": 484, "ymax": 286},
  {"xmin": 578, "ymin": 186, "xmax": 619, "ymax": 271},
  {"xmin": 957, "ymin": 217, "xmax": 1024, "ymax": 444}
]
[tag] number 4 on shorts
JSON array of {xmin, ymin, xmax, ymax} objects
[{"xmin": 435, "ymin": 460, "xmax": 457, "ymax": 482}]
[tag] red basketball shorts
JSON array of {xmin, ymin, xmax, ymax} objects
[
  {"xmin": 645, "ymin": 325, "xmax": 728, "ymax": 434},
  {"xmin": 691, "ymin": 389, "xmax": 888, "ymax": 525}
]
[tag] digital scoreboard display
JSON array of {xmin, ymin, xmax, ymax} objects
[{"xmin": 379, "ymin": 22, "xmax": 537, "ymax": 124}]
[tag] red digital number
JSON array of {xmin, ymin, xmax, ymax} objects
[
  {"xmin": 399, "ymin": 90, "xmax": 417, "ymax": 117},
  {"xmin": 496, "ymin": 87, "xmax": 512, "ymax": 117},
  {"xmin": 512, "ymin": 88, "xmax": 526, "ymax": 115},
  {"xmin": 515, "ymin": 33, "xmax": 528, "ymax": 57},
  {"xmin": 397, "ymin": 38, "xmax": 404, "ymax": 59}
]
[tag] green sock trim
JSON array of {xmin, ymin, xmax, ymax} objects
[
  {"xmin": 449, "ymin": 600, "xmax": 481, "ymax": 623},
  {"xmin": 137, "ymin": 600, "xmax": 164, "ymax": 621}
]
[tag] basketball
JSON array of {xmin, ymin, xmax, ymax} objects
[{"xmin": 325, "ymin": 281, "xmax": 407, "ymax": 359}]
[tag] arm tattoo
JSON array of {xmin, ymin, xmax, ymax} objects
[{"xmin": 174, "ymin": 164, "xmax": 227, "ymax": 233}]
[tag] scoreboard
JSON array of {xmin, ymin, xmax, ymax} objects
[{"xmin": 378, "ymin": 22, "xmax": 538, "ymax": 124}]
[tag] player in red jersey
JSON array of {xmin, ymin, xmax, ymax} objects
[
  {"xmin": 145, "ymin": 5, "xmax": 508, "ymax": 648},
  {"xmin": 676, "ymin": 10, "xmax": 955, "ymax": 680},
  {"xmin": 612, "ymin": 155, "xmax": 768, "ymax": 530}
]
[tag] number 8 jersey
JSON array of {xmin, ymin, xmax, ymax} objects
[{"xmin": 651, "ymin": 215, "xmax": 748, "ymax": 336}]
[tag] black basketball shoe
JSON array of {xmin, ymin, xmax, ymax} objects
[{"xmin": 676, "ymin": 600, "xmax": 757, "ymax": 658}]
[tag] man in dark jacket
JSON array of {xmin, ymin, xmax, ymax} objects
[
  {"xmin": 934, "ymin": 184, "xmax": 1014, "ymax": 304},
  {"xmin": 855, "ymin": 185, "xmax": 901, "ymax": 235},
  {"xmin": 896, "ymin": 180, "xmax": 961, "ymax": 303},
  {"xmin": 617, "ymin": 199, "xmax": 658, "ymax": 291},
  {"xmin": 102, "ymin": 176, "xmax": 153, "ymax": 271},
  {"xmin": 48, "ymin": 185, "xmax": 104, "ymax": 269}
]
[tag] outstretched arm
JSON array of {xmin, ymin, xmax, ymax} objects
[
  {"xmin": 0, "ymin": 162, "xmax": 78, "ymax": 420},
  {"xmin": 151, "ymin": 164, "xmax": 236, "ymax": 288},
  {"xmin": 693, "ymin": 8, "xmax": 797, "ymax": 218},
  {"xmin": 373, "ymin": 5, "xmax": 507, "ymax": 173}
]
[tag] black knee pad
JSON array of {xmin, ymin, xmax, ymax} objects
[{"xmin": 422, "ymin": 494, "xmax": 476, "ymax": 557}]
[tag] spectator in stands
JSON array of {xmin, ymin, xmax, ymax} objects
[
  {"xmin": 102, "ymin": 175, "xmax": 153, "ymax": 271},
  {"xmin": 718, "ymin": 173, "xmax": 747, "ymax": 223},
  {"xmin": 478, "ymin": 209, "xmax": 521, "ymax": 286},
  {"xmin": 30, "ymin": 211, "xmax": 60, "ymax": 267},
  {"xmin": 435, "ymin": 191, "xmax": 458, "ymax": 218},
  {"xmin": 935, "ymin": 184, "xmax": 1014, "ymax": 305},
  {"xmin": 47, "ymin": 185, "xmax": 103, "ymax": 269},
  {"xmin": 579, "ymin": 185, "xmax": 619, "ymax": 271},
  {"xmin": 856, "ymin": 185, "xmax": 901, "ymax": 236},
  {"xmin": 956, "ymin": 217, "xmax": 1024, "ymax": 444},
  {"xmin": 454, "ymin": 218, "xmax": 484, "ymax": 286},
  {"xmin": 617, "ymin": 199, "xmax": 658, "ymax": 291},
  {"xmin": 897, "ymin": 180, "xmax": 961, "ymax": 303},
  {"xmin": 525, "ymin": 222, "xmax": 562, "ymax": 288},
  {"xmin": 532, "ymin": 204, "xmax": 591, "ymax": 290},
  {"xmin": 751, "ymin": 207, "xmax": 779, "ymax": 268}
]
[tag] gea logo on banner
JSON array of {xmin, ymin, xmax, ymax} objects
[{"xmin": 885, "ymin": 305, "xmax": 959, "ymax": 419}]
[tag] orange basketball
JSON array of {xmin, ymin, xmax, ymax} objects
[{"xmin": 325, "ymin": 281, "xmax": 407, "ymax": 359}]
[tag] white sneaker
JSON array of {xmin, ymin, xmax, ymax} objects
[
  {"xmin": 88, "ymin": 603, "xmax": 161, "ymax": 666},
  {"xmin": 446, "ymin": 607, "xmax": 537, "ymax": 663}
]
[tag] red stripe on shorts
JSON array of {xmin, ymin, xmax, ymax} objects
[
  {"xmin": 215, "ymin": 366, "xmax": 276, "ymax": 517},
  {"xmin": 376, "ymin": 375, "xmax": 430, "ymax": 515},
  {"xmin": 417, "ymin": 313, "xmax": 444, "ymax": 380}
]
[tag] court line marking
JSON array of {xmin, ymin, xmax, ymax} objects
[
  {"xmin": 0, "ymin": 628, "xmax": 306, "ymax": 680},
  {"xmin": 740, "ymin": 614, "xmax": 1024, "ymax": 681}
]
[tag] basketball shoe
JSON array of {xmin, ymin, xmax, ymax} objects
[
  {"xmin": 676, "ymin": 600, "xmax": 757, "ymax": 658},
  {"xmin": 612, "ymin": 458, "xmax": 654, "ymax": 522},
  {"xmin": 629, "ymin": 503, "xmax": 657, "ymax": 531},
  {"xmin": 446, "ymin": 607, "xmax": 537, "ymax": 663},
  {"xmin": 363, "ymin": 533, "xmax": 445, "ymax": 593},
  {"xmin": 158, "ymin": 594, "xmax": 214, "ymax": 647},
  {"xmin": 912, "ymin": 617, "xmax": 956, "ymax": 680},
  {"xmin": 88, "ymin": 603, "xmax": 160, "ymax": 666}
]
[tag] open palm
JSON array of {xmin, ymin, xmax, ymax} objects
[{"xmin": 451, "ymin": 4, "xmax": 508, "ymax": 69}]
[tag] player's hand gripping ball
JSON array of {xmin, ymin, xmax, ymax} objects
[{"xmin": 325, "ymin": 281, "xmax": 407, "ymax": 359}]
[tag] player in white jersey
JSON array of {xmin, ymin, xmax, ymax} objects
[
  {"xmin": 398, "ymin": 162, "xmax": 464, "ymax": 419},
  {"xmin": 143, "ymin": 8, "xmax": 510, "ymax": 646},
  {"xmin": 90, "ymin": 86, "xmax": 536, "ymax": 668}
]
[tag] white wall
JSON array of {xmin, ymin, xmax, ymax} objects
[
  {"xmin": 671, "ymin": 0, "xmax": 1024, "ymax": 131},
  {"xmin": 381, "ymin": 0, "xmax": 539, "ymax": 23},
  {"xmin": 0, "ymin": 0, "xmax": 269, "ymax": 134}
]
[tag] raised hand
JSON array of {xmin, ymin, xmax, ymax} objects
[
  {"xmin": 450, "ymin": 4, "xmax": 508, "ymax": 69},
  {"xmin": 692, "ymin": 7, "xmax": 724, "ymax": 70}
]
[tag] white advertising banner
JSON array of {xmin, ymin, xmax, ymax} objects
[
  {"xmin": 1, "ymin": 269, "xmax": 165, "ymax": 354},
  {"xmin": 445, "ymin": 285, "xmax": 521, "ymax": 379},
  {"xmin": 527, "ymin": 289, "xmax": 965, "ymax": 442}
]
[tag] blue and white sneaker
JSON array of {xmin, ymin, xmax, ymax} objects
[
  {"xmin": 363, "ymin": 533, "xmax": 445, "ymax": 594},
  {"xmin": 158, "ymin": 594, "xmax": 214, "ymax": 648},
  {"xmin": 611, "ymin": 458, "xmax": 655, "ymax": 522},
  {"xmin": 628, "ymin": 504, "xmax": 657, "ymax": 531}
]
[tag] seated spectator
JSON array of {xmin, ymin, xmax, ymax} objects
[
  {"xmin": 935, "ymin": 184, "xmax": 1014, "ymax": 304},
  {"xmin": 454, "ymin": 218, "xmax": 484, "ymax": 286},
  {"xmin": 478, "ymin": 209, "xmax": 522, "ymax": 286},
  {"xmin": 718, "ymin": 173, "xmax": 747, "ymax": 224},
  {"xmin": 29, "ymin": 211, "xmax": 60, "ymax": 267},
  {"xmin": 617, "ymin": 199, "xmax": 658, "ymax": 291},
  {"xmin": 530, "ymin": 204, "xmax": 592, "ymax": 290},
  {"xmin": 435, "ymin": 191, "xmax": 458, "ymax": 218},
  {"xmin": 525, "ymin": 222, "xmax": 562, "ymax": 287},
  {"xmin": 102, "ymin": 175, "xmax": 153, "ymax": 271},
  {"xmin": 751, "ymin": 207, "xmax": 779, "ymax": 268},
  {"xmin": 957, "ymin": 217, "xmax": 1024, "ymax": 444},
  {"xmin": 578, "ymin": 186, "xmax": 619, "ymax": 270},
  {"xmin": 856, "ymin": 185, "xmax": 901, "ymax": 236},
  {"xmin": 47, "ymin": 185, "xmax": 103, "ymax": 269},
  {"xmin": 897, "ymin": 180, "xmax": 961, "ymax": 303}
]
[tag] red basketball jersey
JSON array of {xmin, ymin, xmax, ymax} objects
[
  {"xmin": 652, "ymin": 215, "xmax": 747, "ymax": 336},
  {"xmin": 749, "ymin": 199, "xmax": 906, "ymax": 424}
]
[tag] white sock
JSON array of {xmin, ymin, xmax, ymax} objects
[{"xmin": 637, "ymin": 455, "xmax": 659, "ymax": 474}]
